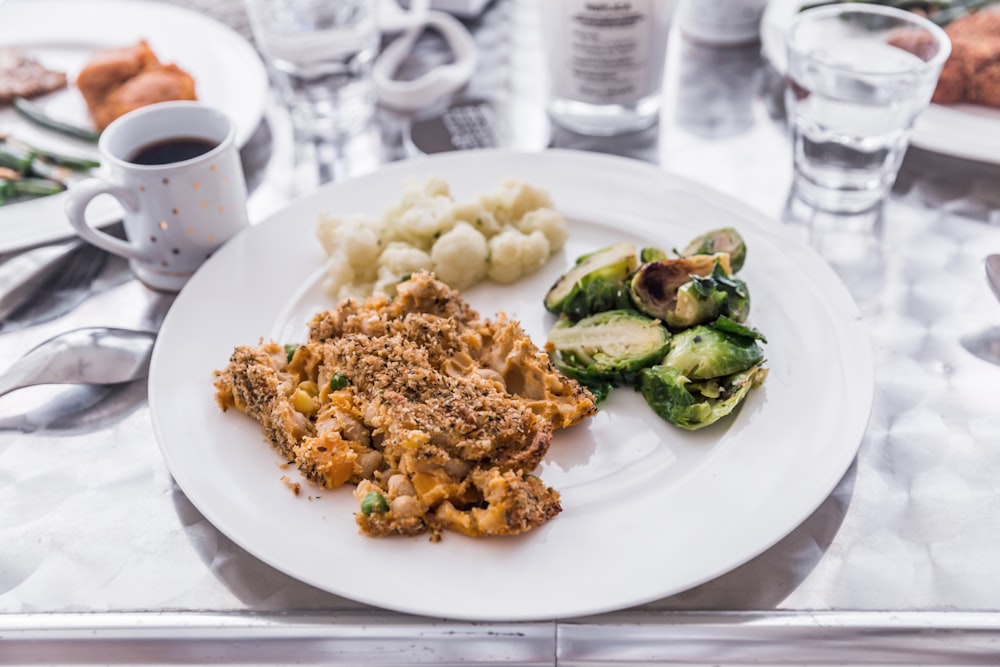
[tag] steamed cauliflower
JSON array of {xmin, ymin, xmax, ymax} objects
[
  {"xmin": 517, "ymin": 208, "xmax": 568, "ymax": 253},
  {"xmin": 316, "ymin": 177, "xmax": 568, "ymax": 299},
  {"xmin": 431, "ymin": 221, "xmax": 489, "ymax": 289},
  {"xmin": 372, "ymin": 242, "xmax": 433, "ymax": 296},
  {"xmin": 487, "ymin": 229, "xmax": 551, "ymax": 284}
]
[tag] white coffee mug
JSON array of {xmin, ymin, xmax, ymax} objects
[{"xmin": 65, "ymin": 101, "xmax": 250, "ymax": 291}]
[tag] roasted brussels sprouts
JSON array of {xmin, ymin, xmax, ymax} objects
[
  {"xmin": 712, "ymin": 315, "xmax": 767, "ymax": 343},
  {"xmin": 579, "ymin": 378, "xmax": 615, "ymax": 404},
  {"xmin": 681, "ymin": 227, "xmax": 747, "ymax": 273},
  {"xmin": 628, "ymin": 253, "xmax": 732, "ymax": 323},
  {"xmin": 544, "ymin": 242, "xmax": 638, "ymax": 321},
  {"xmin": 547, "ymin": 309, "xmax": 670, "ymax": 385},
  {"xmin": 662, "ymin": 323, "xmax": 764, "ymax": 380},
  {"xmin": 665, "ymin": 262, "xmax": 750, "ymax": 329},
  {"xmin": 640, "ymin": 246, "xmax": 669, "ymax": 263},
  {"xmin": 638, "ymin": 363, "xmax": 768, "ymax": 430}
]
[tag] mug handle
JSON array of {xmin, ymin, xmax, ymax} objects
[{"xmin": 64, "ymin": 178, "xmax": 152, "ymax": 262}]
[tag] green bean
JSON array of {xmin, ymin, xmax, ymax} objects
[
  {"xmin": 29, "ymin": 149, "xmax": 100, "ymax": 172},
  {"xmin": 12, "ymin": 97, "xmax": 101, "ymax": 142},
  {"xmin": 0, "ymin": 176, "xmax": 64, "ymax": 206},
  {"xmin": 0, "ymin": 178, "xmax": 13, "ymax": 204},
  {"xmin": 0, "ymin": 143, "xmax": 34, "ymax": 173},
  {"xmin": 12, "ymin": 177, "xmax": 65, "ymax": 197},
  {"xmin": 3, "ymin": 136, "xmax": 100, "ymax": 172}
]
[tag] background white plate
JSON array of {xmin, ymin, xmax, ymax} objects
[
  {"xmin": 761, "ymin": 0, "xmax": 1000, "ymax": 165},
  {"xmin": 150, "ymin": 149, "xmax": 873, "ymax": 621},
  {"xmin": 0, "ymin": 0, "xmax": 268, "ymax": 253}
]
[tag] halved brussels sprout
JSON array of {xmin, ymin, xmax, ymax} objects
[
  {"xmin": 665, "ymin": 263, "xmax": 750, "ymax": 329},
  {"xmin": 546, "ymin": 309, "xmax": 670, "ymax": 385},
  {"xmin": 640, "ymin": 246, "xmax": 669, "ymax": 263},
  {"xmin": 628, "ymin": 253, "xmax": 732, "ymax": 322},
  {"xmin": 681, "ymin": 227, "xmax": 747, "ymax": 273},
  {"xmin": 662, "ymin": 323, "xmax": 764, "ymax": 380},
  {"xmin": 544, "ymin": 242, "xmax": 638, "ymax": 321},
  {"xmin": 638, "ymin": 363, "xmax": 768, "ymax": 430}
]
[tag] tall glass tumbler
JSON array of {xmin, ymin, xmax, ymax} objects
[
  {"xmin": 785, "ymin": 4, "xmax": 950, "ymax": 213},
  {"xmin": 542, "ymin": 0, "xmax": 676, "ymax": 136},
  {"xmin": 245, "ymin": 0, "xmax": 379, "ymax": 137}
]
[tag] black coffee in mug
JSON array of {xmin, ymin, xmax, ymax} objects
[{"xmin": 127, "ymin": 136, "xmax": 218, "ymax": 165}]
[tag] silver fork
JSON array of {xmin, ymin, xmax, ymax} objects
[
  {"xmin": 0, "ymin": 244, "xmax": 108, "ymax": 332},
  {"xmin": 0, "ymin": 239, "xmax": 83, "ymax": 321}
]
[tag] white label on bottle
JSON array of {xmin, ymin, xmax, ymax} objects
[{"xmin": 563, "ymin": 0, "xmax": 656, "ymax": 105}]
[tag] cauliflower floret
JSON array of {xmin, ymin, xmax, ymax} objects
[
  {"xmin": 451, "ymin": 201, "xmax": 502, "ymax": 238},
  {"xmin": 318, "ymin": 177, "xmax": 564, "ymax": 298},
  {"xmin": 374, "ymin": 242, "xmax": 434, "ymax": 295},
  {"xmin": 337, "ymin": 280, "xmax": 375, "ymax": 301},
  {"xmin": 382, "ymin": 178, "xmax": 456, "ymax": 249},
  {"xmin": 517, "ymin": 208, "xmax": 568, "ymax": 253},
  {"xmin": 321, "ymin": 249, "xmax": 356, "ymax": 298},
  {"xmin": 315, "ymin": 213, "xmax": 346, "ymax": 255},
  {"xmin": 372, "ymin": 266, "xmax": 412, "ymax": 298},
  {"xmin": 387, "ymin": 177, "xmax": 451, "ymax": 213},
  {"xmin": 340, "ymin": 220, "xmax": 383, "ymax": 284},
  {"xmin": 379, "ymin": 241, "xmax": 434, "ymax": 275},
  {"xmin": 518, "ymin": 229, "xmax": 552, "ymax": 274},
  {"xmin": 394, "ymin": 204, "xmax": 456, "ymax": 249},
  {"xmin": 422, "ymin": 176, "xmax": 451, "ymax": 198},
  {"xmin": 482, "ymin": 178, "xmax": 555, "ymax": 225},
  {"xmin": 487, "ymin": 229, "xmax": 551, "ymax": 284},
  {"xmin": 431, "ymin": 222, "xmax": 489, "ymax": 290}
]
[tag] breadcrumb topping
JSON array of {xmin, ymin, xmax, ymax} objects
[{"xmin": 214, "ymin": 271, "xmax": 596, "ymax": 540}]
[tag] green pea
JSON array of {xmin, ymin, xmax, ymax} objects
[
  {"xmin": 329, "ymin": 373, "xmax": 350, "ymax": 391},
  {"xmin": 284, "ymin": 343, "xmax": 299, "ymax": 362},
  {"xmin": 360, "ymin": 491, "xmax": 389, "ymax": 516}
]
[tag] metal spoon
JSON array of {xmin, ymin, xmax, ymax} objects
[
  {"xmin": 0, "ymin": 327, "xmax": 155, "ymax": 399},
  {"xmin": 961, "ymin": 255, "xmax": 1000, "ymax": 365},
  {"xmin": 987, "ymin": 254, "xmax": 1000, "ymax": 304}
]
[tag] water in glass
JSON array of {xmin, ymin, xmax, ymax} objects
[{"xmin": 787, "ymin": 42, "xmax": 932, "ymax": 212}]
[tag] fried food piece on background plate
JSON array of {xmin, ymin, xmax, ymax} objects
[
  {"xmin": 214, "ymin": 272, "xmax": 597, "ymax": 541},
  {"xmin": 75, "ymin": 39, "xmax": 196, "ymax": 130},
  {"xmin": 889, "ymin": 10, "xmax": 1000, "ymax": 108},
  {"xmin": 943, "ymin": 11, "xmax": 1000, "ymax": 107}
]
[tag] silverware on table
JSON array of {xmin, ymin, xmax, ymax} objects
[
  {"xmin": 986, "ymin": 254, "xmax": 1000, "ymax": 304},
  {"xmin": 0, "ymin": 326, "xmax": 155, "ymax": 399},
  {"xmin": 960, "ymin": 254, "xmax": 1000, "ymax": 365},
  {"xmin": 0, "ymin": 238, "xmax": 85, "ymax": 322}
]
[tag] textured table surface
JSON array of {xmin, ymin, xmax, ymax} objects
[{"xmin": 2, "ymin": 0, "xmax": 1000, "ymax": 664}]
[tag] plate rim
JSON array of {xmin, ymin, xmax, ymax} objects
[{"xmin": 149, "ymin": 148, "xmax": 874, "ymax": 621}]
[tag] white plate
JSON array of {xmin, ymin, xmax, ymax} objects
[
  {"xmin": 0, "ymin": 0, "xmax": 268, "ymax": 253},
  {"xmin": 150, "ymin": 149, "xmax": 873, "ymax": 621},
  {"xmin": 761, "ymin": 0, "xmax": 1000, "ymax": 165}
]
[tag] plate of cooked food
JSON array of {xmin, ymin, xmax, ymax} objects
[
  {"xmin": 761, "ymin": 0, "xmax": 1000, "ymax": 165},
  {"xmin": 150, "ymin": 149, "xmax": 873, "ymax": 621},
  {"xmin": 0, "ymin": 0, "xmax": 267, "ymax": 253}
]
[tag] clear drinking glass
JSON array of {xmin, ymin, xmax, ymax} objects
[
  {"xmin": 785, "ymin": 3, "xmax": 951, "ymax": 213},
  {"xmin": 244, "ymin": 0, "xmax": 379, "ymax": 137}
]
